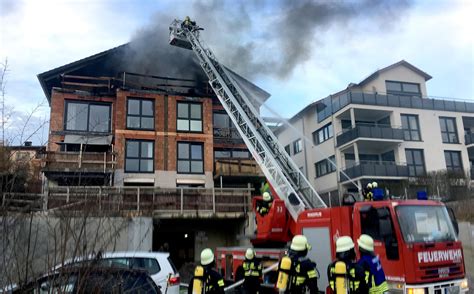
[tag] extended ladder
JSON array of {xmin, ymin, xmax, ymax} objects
[{"xmin": 169, "ymin": 20, "xmax": 327, "ymax": 220}]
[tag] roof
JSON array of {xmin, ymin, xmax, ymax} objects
[
  {"xmin": 273, "ymin": 60, "xmax": 433, "ymax": 135},
  {"xmin": 357, "ymin": 60, "xmax": 432, "ymax": 86},
  {"xmin": 37, "ymin": 44, "xmax": 129, "ymax": 103},
  {"xmin": 37, "ymin": 43, "xmax": 270, "ymax": 105}
]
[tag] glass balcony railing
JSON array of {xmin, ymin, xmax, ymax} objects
[
  {"xmin": 317, "ymin": 91, "xmax": 474, "ymax": 123},
  {"xmin": 340, "ymin": 161, "xmax": 409, "ymax": 181},
  {"xmin": 465, "ymin": 133, "xmax": 474, "ymax": 145},
  {"xmin": 336, "ymin": 124, "xmax": 404, "ymax": 147}
]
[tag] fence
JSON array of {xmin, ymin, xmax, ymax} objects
[{"xmin": 2, "ymin": 186, "xmax": 252, "ymax": 216}]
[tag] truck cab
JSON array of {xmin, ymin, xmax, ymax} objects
[{"xmin": 351, "ymin": 200, "xmax": 468, "ymax": 293}]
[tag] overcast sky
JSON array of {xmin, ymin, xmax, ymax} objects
[{"xmin": 0, "ymin": 0, "xmax": 473, "ymax": 145}]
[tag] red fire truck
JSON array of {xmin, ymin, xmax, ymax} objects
[{"xmin": 169, "ymin": 19, "xmax": 469, "ymax": 293}]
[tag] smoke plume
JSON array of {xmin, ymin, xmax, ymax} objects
[{"xmin": 122, "ymin": 0, "xmax": 412, "ymax": 81}]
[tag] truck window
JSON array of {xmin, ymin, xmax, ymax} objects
[{"xmin": 360, "ymin": 206, "xmax": 381, "ymax": 240}]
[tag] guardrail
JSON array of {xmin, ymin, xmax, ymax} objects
[
  {"xmin": 1, "ymin": 186, "xmax": 253, "ymax": 216},
  {"xmin": 336, "ymin": 125, "xmax": 404, "ymax": 147},
  {"xmin": 214, "ymin": 159, "xmax": 263, "ymax": 177},
  {"xmin": 40, "ymin": 151, "xmax": 116, "ymax": 172},
  {"xmin": 340, "ymin": 161, "xmax": 409, "ymax": 180}
]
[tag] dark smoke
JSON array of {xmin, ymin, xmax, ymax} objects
[{"xmin": 121, "ymin": 0, "xmax": 411, "ymax": 81}]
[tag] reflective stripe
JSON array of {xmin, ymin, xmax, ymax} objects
[
  {"xmin": 307, "ymin": 270, "xmax": 318, "ymax": 278},
  {"xmin": 217, "ymin": 279, "xmax": 225, "ymax": 287}
]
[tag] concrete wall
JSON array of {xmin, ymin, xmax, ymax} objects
[{"xmin": 0, "ymin": 214, "xmax": 153, "ymax": 287}]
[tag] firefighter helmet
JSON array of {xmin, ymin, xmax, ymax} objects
[
  {"xmin": 336, "ymin": 236, "xmax": 354, "ymax": 253},
  {"xmin": 245, "ymin": 248, "xmax": 255, "ymax": 260},
  {"xmin": 366, "ymin": 183, "xmax": 373, "ymax": 189},
  {"xmin": 372, "ymin": 181, "xmax": 378, "ymax": 188},
  {"xmin": 185, "ymin": 16, "xmax": 191, "ymax": 21},
  {"xmin": 263, "ymin": 192, "xmax": 272, "ymax": 201},
  {"xmin": 290, "ymin": 235, "xmax": 310, "ymax": 251},
  {"xmin": 357, "ymin": 234, "xmax": 374, "ymax": 252},
  {"xmin": 200, "ymin": 248, "xmax": 214, "ymax": 265}
]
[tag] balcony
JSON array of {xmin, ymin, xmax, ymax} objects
[
  {"xmin": 336, "ymin": 125, "xmax": 404, "ymax": 147},
  {"xmin": 41, "ymin": 151, "xmax": 116, "ymax": 173},
  {"xmin": 214, "ymin": 159, "xmax": 263, "ymax": 178},
  {"xmin": 340, "ymin": 161, "xmax": 409, "ymax": 182},
  {"xmin": 317, "ymin": 91, "xmax": 474, "ymax": 123},
  {"xmin": 465, "ymin": 133, "xmax": 474, "ymax": 146},
  {"xmin": 2, "ymin": 186, "xmax": 252, "ymax": 218},
  {"xmin": 213, "ymin": 127, "xmax": 244, "ymax": 145}
]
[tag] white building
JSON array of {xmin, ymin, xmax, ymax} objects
[{"xmin": 275, "ymin": 60, "xmax": 474, "ymax": 203}]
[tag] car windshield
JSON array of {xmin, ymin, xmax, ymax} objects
[{"xmin": 396, "ymin": 205, "xmax": 456, "ymax": 243}]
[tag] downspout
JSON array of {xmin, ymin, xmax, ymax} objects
[{"xmin": 302, "ymin": 117, "xmax": 309, "ymax": 178}]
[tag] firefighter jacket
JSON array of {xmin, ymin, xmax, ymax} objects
[
  {"xmin": 242, "ymin": 259, "xmax": 262, "ymax": 293},
  {"xmin": 280, "ymin": 255, "xmax": 319, "ymax": 294},
  {"xmin": 256, "ymin": 200, "xmax": 272, "ymax": 216},
  {"xmin": 327, "ymin": 260, "xmax": 368, "ymax": 294},
  {"xmin": 357, "ymin": 253, "xmax": 389, "ymax": 294},
  {"xmin": 188, "ymin": 266, "xmax": 225, "ymax": 294},
  {"xmin": 363, "ymin": 188, "xmax": 373, "ymax": 201}
]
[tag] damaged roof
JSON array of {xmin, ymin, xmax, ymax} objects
[{"xmin": 37, "ymin": 43, "xmax": 270, "ymax": 105}]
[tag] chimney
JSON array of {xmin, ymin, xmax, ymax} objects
[{"xmin": 24, "ymin": 141, "xmax": 32, "ymax": 147}]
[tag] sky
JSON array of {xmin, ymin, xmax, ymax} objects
[{"xmin": 0, "ymin": 0, "xmax": 473, "ymax": 145}]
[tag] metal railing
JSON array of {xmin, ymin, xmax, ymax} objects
[
  {"xmin": 336, "ymin": 124, "xmax": 404, "ymax": 147},
  {"xmin": 317, "ymin": 91, "xmax": 474, "ymax": 122},
  {"xmin": 213, "ymin": 127, "xmax": 245, "ymax": 144},
  {"xmin": 2, "ymin": 186, "xmax": 252, "ymax": 215},
  {"xmin": 340, "ymin": 161, "xmax": 409, "ymax": 181},
  {"xmin": 40, "ymin": 151, "xmax": 116, "ymax": 172}
]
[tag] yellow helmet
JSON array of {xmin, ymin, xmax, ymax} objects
[
  {"xmin": 290, "ymin": 235, "xmax": 311, "ymax": 251},
  {"xmin": 200, "ymin": 248, "xmax": 214, "ymax": 265},
  {"xmin": 357, "ymin": 234, "xmax": 374, "ymax": 252},
  {"xmin": 366, "ymin": 183, "xmax": 373, "ymax": 189},
  {"xmin": 185, "ymin": 16, "xmax": 191, "ymax": 21},
  {"xmin": 245, "ymin": 248, "xmax": 255, "ymax": 260},
  {"xmin": 336, "ymin": 236, "xmax": 354, "ymax": 253},
  {"xmin": 263, "ymin": 192, "xmax": 271, "ymax": 201},
  {"xmin": 372, "ymin": 181, "xmax": 378, "ymax": 188}
]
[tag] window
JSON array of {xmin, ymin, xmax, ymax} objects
[
  {"xmin": 65, "ymin": 101, "xmax": 111, "ymax": 132},
  {"xmin": 313, "ymin": 123, "xmax": 333, "ymax": 145},
  {"xmin": 401, "ymin": 114, "xmax": 421, "ymax": 141},
  {"xmin": 284, "ymin": 144, "xmax": 291, "ymax": 155},
  {"xmin": 444, "ymin": 150, "xmax": 463, "ymax": 173},
  {"xmin": 405, "ymin": 149, "xmax": 426, "ymax": 177},
  {"xmin": 439, "ymin": 117, "xmax": 459, "ymax": 143},
  {"xmin": 127, "ymin": 98, "xmax": 154, "ymax": 130},
  {"xmin": 315, "ymin": 156, "xmax": 336, "ymax": 177},
  {"xmin": 125, "ymin": 140, "xmax": 154, "ymax": 173},
  {"xmin": 214, "ymin": 149, "xmax": 250, "ymax": 159},
  {"xmin": 178, "ymin": 142, "xmax": 204, "ymax": 174},
  {"xmin": 213, "ymin": 112, "xmax": 233, "ymax": 128},
  {"xmin": 386, "ymin": 81, "xmax": 421, "ymax": 96},
  {"xmin": 293, "ymin": 139, "xmax": 303, "ymax": 154},
  {"xmin": 177, "ymin": 102, "xmax": 202, "ymax": 132}
]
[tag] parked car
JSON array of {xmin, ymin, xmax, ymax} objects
[
  {"xmin": 53, "ymin": 252, "xmax": 180, "ymax": 294},
  {"xmin": 13, "ymin": 266, "xmax": 160, "ymax": 293}
]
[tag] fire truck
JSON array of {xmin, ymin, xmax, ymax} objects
[{"xmin": 168, "ymin": 19, "xmax": 469, "ymax": 293}]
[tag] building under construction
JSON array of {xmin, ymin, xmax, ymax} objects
[{"xmin": 37, "ymin": 42, "xmax": 269, "ymax": 269}]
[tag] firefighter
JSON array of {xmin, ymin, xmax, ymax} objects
[
  {"xmin": 188, "ymin": 248, "xmax": 225, "ymax": 294},
  {"xmin": 182, "ymin": 16, "xmax": 196, "ymax": 30},
  {"xmin": 276, "ymin": 235, "xmax": 319, "ymax": 294},
  {"xmin": 242, "ymin": 248, "xmax": 262, "ymax": 294},
  {"xmin": 357, "ymin": 234, "xmax": 389, "ymax": 294},
  {"xmin": 327, "ymin": 236, "xmax": 367, "ymax": 293},
  {"xmin": 363, "ymin": 182, "xmax": 373, "ymax": 201},
  {"xmin": 256, "ymin": 192, "xmax": 273, "ymax": 216}
]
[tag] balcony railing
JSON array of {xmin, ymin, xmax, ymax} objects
[
  {"xmin": 2, "ymin": 186, "xmax": 252, "ymax": 216},
  {"xmin": 41, "ymin": 151, "xmax": 116, "ymax": 173},
  {"xmin": 214, "ymin": 159, "xmax": 264, "ymax": 178},
  {"xmin": 340, "ymin": 161, "xmax": 409, "ymax": 181},
  {"xmin": 317, "ymin": 91, "xmax": 474, "ymax": 122},
  {"xmin": 336, "ymin": 124, "xmax": 403, "ymax": 147},
  {"xmin": 465, "ymin": 133, "xmax": 474, "ymax": 145}
]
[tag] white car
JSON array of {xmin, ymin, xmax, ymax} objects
[{"xmin": 52, "ymin": 251, "xmax": 180, "ymax": 294}]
